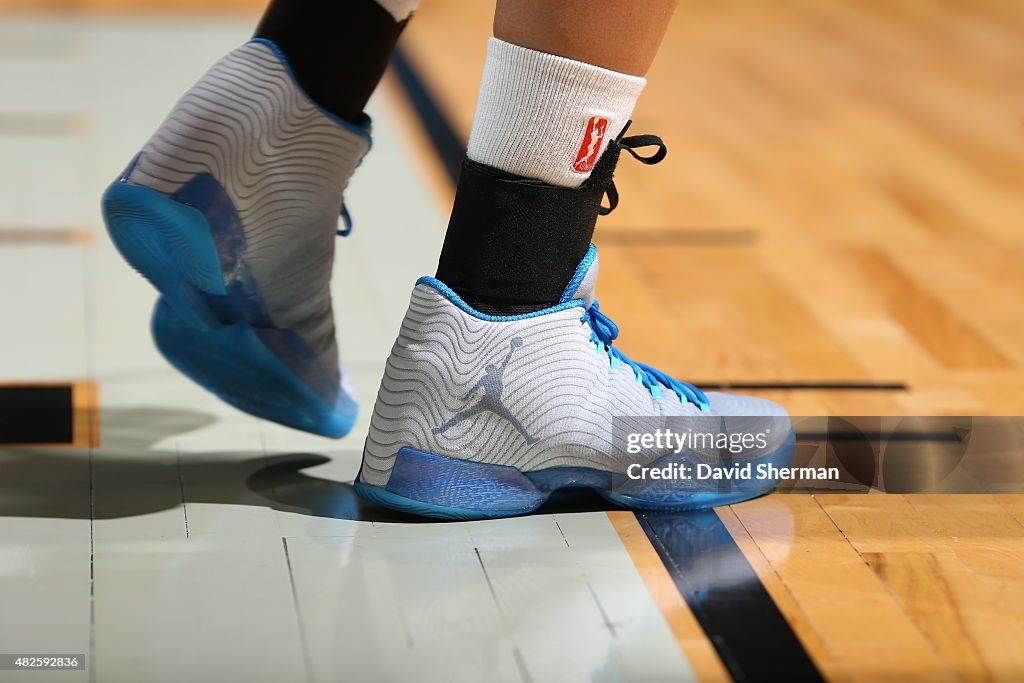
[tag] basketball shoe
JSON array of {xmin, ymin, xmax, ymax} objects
[
  {"xmin": 101, "ymin": 40, "xmax": 370, "ymax": 437},
  {"xmin": 355, "ymin": 244, "xmax": 795, "ymax": 519}
]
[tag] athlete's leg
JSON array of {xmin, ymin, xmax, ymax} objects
[
  {"xmin": 359, "ymin": 0, "xmax": 795, "ymax": 519},
  {"xmin": 103, "ymin": 0, "xmax": 417, "ymax": 437},
  {"xmin": 494, "ymin": 0, "xmax": 675, "ymax": 76},
  {"xmin": 435, "ymin": 0, "xmax": 676, "ymax": 314},
  {"xmin": 255, "ymin": 0, "xmax": 416, "ymax": 124}
]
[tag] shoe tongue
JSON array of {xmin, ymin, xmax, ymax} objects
[{"xmin": 559, "ymin": 244, "xmax": 599, "ymax": 306}]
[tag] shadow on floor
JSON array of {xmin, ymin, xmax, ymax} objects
[{"xmin": 0, "ymin": 406, "xmax": 618, "ymax": 523}]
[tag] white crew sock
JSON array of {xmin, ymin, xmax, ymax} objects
[
  {"xmin": 375, "ymin": 0, "xmax": 419, "ymax": 22},
  {"xmin": 467, "ymin": 37, "xmax": 647, "ymax": 188}
]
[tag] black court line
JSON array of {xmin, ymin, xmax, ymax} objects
[
  {"xmin": 696, "ymin": 381, "xmax": 908, "ymax": 391},
  {"xmin": 0, "ymin": 385, "xmax": 74, "ymax": 444},
  {"xmin": 394, "ymin": 42, "xmax": 827, "ymax": 681},
  {"xmin": 639, "ymin": 511, "xmax": 825, "ymax": 682},
  {"xmin": 390, "ymin": 46, "xmax": 465, "ymax": 186}
]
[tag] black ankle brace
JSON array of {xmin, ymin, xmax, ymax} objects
[{"xmin": 435, "ymin": 129, "xmax": 666, "ymax": 315}]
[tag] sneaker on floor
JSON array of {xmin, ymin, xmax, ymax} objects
[
  {"xmin": 355, "ymin": 244, "xmax": 795, "ymax": 519},
  {"xmin": 101, "ymin": 39, "xmax": 370, "ymax": 437}
]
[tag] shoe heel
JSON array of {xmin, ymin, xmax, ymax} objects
[
  {"xmin": 355, "ymin": 447, "xmax": 548, "ymax": 520},
  {"xmin": 102, "ymin": 181, "xmax": 225, "ymax": 329},
  {"xmin": 151, "ymin": 298, "xmax": 358, "ymax": 438}
]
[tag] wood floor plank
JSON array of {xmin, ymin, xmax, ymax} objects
[
  {"xmin": 731, "ymin": 495, "xmax": 957, "ymax": 682},
  {"xmin": 285, "ymin": 532, "xmax": 526, "ymax": 683},
  {"xmin": 818, "ymin": 495, "xmax": 1024, "ymax": 680},
  {"xmin": 536, "ymin": 513, "xmax": 700, "ymax": 683},
  {"xmin": 607, "ymin": 511, "xmax": 732, "ymax": 683},
  {"xmin": 851, "ymin": 249, "xmax": 1011, "ymax": 370},
  {"xmin": 0, "ymin": 545, "xmax": 91, "ymax": 683},
  {"xmin": 994, "ymin": 495, "xmax": 1024, "ymax": 528},
  {"xmin": 862, "ymin": 551, "xmax": 1023, "ymax": 682},
  {"xmin": 759, "ymin": 245, "xmax": 941, "ymax": 383},
  {"xmin": 717, "ymin": 504, "xmax": 849, "ymax": 683},
  {"xmin": 93, "ymin": 540, "xmax": 306, "ymax": 683},
  {"xmin": 904, "ymin": 495, "xmax": 1024, "ymax": 580},
  {"xmin": 890, "ymin": 244, "xmax": 1024, "ymax": 368}
]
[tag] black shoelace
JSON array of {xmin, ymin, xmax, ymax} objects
[{"xmin": 600, "ymin": 129, "xmax": 668, "ymax": 216}]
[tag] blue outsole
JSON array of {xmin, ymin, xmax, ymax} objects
[
  {"xmin": 355, "ymin": 435, "xmax": 795, "ymax": 521},
  {"xmin": 354, "ymin": 475, "xmax": 782, "ymax": 521},
  {"xmin": 102, "ymin": 181, "xmax": 357, "ymax": 438},
  {"xmin": 102, "ymin": 182, "xmax": 225, "ymax": 330},
  {"xmin": 152, "ymin": 299, "xmax": 356, "ymax": 438},
  {"xmin": 353, "ymin": 480, "xmax": 537, "ymax": 521}
]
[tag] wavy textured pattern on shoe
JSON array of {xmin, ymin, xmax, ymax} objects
[
  {"xmin": 361, "ymin": 281, "xmax": 789, "ymax": 488},
  {"xmin": 124, "ymin": 40, "xmax": 370, "ymax": 383},
  {"xmin": 103, "ymin": 178, "xmax": 358, "ymax": 436}
]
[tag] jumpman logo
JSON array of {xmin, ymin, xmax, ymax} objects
[{"xmin": 433, "ymin": 336, "xmax": 538, "ymax": 445}]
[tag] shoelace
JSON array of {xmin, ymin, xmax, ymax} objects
[
  {"xmin": 337, "ymin": 204, "xmax": 353, "ymax": 237},
  {"xmin": 582, "ymin": 302, "xmax": 709, "ymax": 410},
  {"xmin": 600, "ymin": 131, "xmax": 668, "ymax": 215},
  {"xmin": 588, "ymin": 127, "xmax": 708, "ymax": 410}
]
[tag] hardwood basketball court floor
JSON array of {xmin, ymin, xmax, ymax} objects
[{"xmin": 0, "ymin": 2, "xmax": 1022, "ymax": 681}]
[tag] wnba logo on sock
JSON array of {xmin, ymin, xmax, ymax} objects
[{"xmin": 572, "ymin": 116, "xmax": 609, "ymax": 174}]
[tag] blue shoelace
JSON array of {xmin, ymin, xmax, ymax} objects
[
  {"xmin": 582, "ymin": 301, "xmax": 710, "ymax": 410},
  {"xmin": 583, "ymin": 127, "xmax": 709, "ymax": 410}
]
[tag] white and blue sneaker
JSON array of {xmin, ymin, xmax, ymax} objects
[
  {"xmin": 356, "ymin": 245, "xmax": 796, "ymax": 519},
  {"xmin": 101, "ymin": 40, "xmax": 370, "ymax": 437}
]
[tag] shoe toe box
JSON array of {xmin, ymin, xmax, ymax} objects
[
  {"xmin": 704, "ymin": 391, "xmax": 792, "ymax": 453},
  {"xmin": 705, "ymin": 391, "xmax": 788, "ymax": 417}
]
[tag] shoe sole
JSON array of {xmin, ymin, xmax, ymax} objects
[
  {"xmin": 354, "ymin": 431, "xmax": 796, "ymax": 520},
  {"xmin": 102, "ymin": 181, "xmax": 357, "ymax": 437}
]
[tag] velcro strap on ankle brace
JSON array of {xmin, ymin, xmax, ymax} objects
[
  {"xmin": 436, "ymin": 141, "xmax": 624, "ymax": 311},
  {"xmin": 447, "ymin": 138, "xmax": 623, "ymax": 241}
]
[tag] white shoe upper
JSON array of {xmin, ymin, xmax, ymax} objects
[
  {"xmin": 361, "ymin": 246, "xmax": 790, "ymax": 487},
  {"xmin": 124, "ymin": 40, "xmax": 371, "ymax": 388}
]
